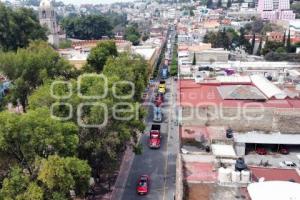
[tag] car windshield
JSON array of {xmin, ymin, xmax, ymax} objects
[
  {"xmin": 139, "ymin": 179, "xmax": 147, "ymax": 187},
  {"xmin": 151, "ymin": 134, "xmax": 159, "ymax": 139}
]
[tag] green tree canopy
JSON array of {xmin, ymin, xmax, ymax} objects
[
  {"xmin": 28, "ymin": 74, "xmax": 146, "ymax": 179},
  {"xmin": 0, "ymin": 108, "xmax": 79, "ymax": 174},
  {"xmin": 61, "ymin": 15, "xmax": 113, "ymax": 40},
  {"xmin": 0, "ymin": 166, "xmax": 44, "ymax": 200},
  {"xmin": 103, "ymin": 53, "xmax": 149, "ymax": 101},
  {"xmin": 262, "ymin": 40, "xmax": 284, "ymax": 55},
  {"xmin": 85, "ymin": 40, "xmax": 118, "ymax": 73},
  {"xmin": 124, "ymin": 24, "xmax": 141, "ymax": 46},
  {"xmin": 0, "ymin": 3, "xmax": 47, "ymax": 51},
  {"xmin": 38, "ymin": 155, "xmax": 91, "ymax": 197},
  {"xmin": 0, "ymin": 41, "xmax": 75, "ymax": 111}
]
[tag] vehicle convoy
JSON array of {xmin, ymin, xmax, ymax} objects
[
  {"xmin": 158, "ymin": 80, "xmax": 166, "ymax": 94},
  {"xmin": 149, "ymin": 124, "xmax": 161, "ymax": 149},
  {"xmin": 153, "ymin": 106, "xmax": 163, "ymax": 122},
  {"xmin": 154, "ymin": 93, "xmax": 164, "ymax": 107},
  {"xmin": 136, "ymin": 175, "xmax": 150, "ymax": 195}
]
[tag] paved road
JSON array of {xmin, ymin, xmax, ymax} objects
[
  {"xmin": 120, "ymin": 27, "xmax": 179, "ymax": 200},
  {"xmin": 121, "ymin": 77, "xmax": 178, "ymax": 200}
]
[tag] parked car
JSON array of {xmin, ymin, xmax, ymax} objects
[
  {"xmin": 279, "ymin": 146, "xmax": 289, "ymax": 155},
  {"xmin": 279, "ymin": 161, "xmax": 297, "ymax": 168},
  {"xmin": 256, "ymin": 147, "xmax": 267, "ymax": 155},
  {"xmin": 136, "ymin": 175, "xmax": 150, "ymax": 195}
]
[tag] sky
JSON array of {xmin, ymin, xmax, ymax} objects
[{"xmin": 61, "ymin": 0, "xmax": 134, "ymax": 5}]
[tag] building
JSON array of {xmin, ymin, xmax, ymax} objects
[
  {"xmin": 257, "ymin": 0, "xmax": 295, "ymax": 21},
  {"xmin": 39, "ymin": 0, "xmax": 60, "ymax": 47}
]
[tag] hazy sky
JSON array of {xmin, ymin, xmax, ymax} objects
[{"xmin": 61, "ymin": 0, "xmax": 134, "ymax": 4}]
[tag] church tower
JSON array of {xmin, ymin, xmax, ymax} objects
[{"xmin": 39, "ymin": 0, "xmax": 59, "ymax": 47}]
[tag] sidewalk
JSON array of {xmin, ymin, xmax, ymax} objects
[{"xmin": 110, "ymin": 145, "xmax": 135, "ymax": 200}]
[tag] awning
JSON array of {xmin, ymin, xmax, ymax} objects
[{"xmin": 234, "ymin": 132, "xmax": 300, "ymax": 145}]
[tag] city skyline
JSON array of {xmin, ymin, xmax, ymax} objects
[{"xmin": 60, "ymin": 0, "xmax": 134, "ymax": 4}]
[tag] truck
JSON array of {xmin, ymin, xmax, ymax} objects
[
  {"xmin": 153, "ymin": 106, "xmax": 163, "ymax": 122},
  {"xmin": 149, "ymin": 124, "xmax": 161, "ymax": 149}
]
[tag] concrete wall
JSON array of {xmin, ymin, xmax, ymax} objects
[{"xmin": 181, "ymin": 106, "xmax": 300, "ymax": 134}]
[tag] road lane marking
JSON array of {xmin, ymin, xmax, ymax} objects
[{"xmin": 163, "ymin": 78, "xmax": 173, "ymax": 200}]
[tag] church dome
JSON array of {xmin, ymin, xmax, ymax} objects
[{"xmin": 40, "ymin": 0, "xmax": 53, "ymax": 10}]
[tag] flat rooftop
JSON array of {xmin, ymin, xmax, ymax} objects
[
  {"xmin": 184, "ymin": 162, "xmax": 217, "ymax": 183},
  {"xmin": 250, "ymin": 166, "xmax": 300, "ymax": 183}
]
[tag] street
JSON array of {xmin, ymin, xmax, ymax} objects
[{"xmin": 121, "ymin": 76, "xmax": 179, "ymax": 200}]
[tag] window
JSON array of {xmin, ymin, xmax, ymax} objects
[{"xmin": 42, "ymin": 10, "xmax": 46, "ymax": 18}]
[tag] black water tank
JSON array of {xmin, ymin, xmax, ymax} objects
[
  {"xmin": 235, "ymin": 157, "xmax": 247, "ymax": 171},
  {"xmin": 226, "ymin": 128, "xmax": 233, "ymax": 139}
]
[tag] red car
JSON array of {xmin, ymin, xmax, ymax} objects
[
  {"xmin": 256, "ymin": 147, "xmax": 267, "ymax": 155},
  {"xmin": 136, "ymin": 175, "xmax": 150, "ymax": 195},
  {"xmin": 279, "ymin": 147, "xmax": 289, "ymax": 155}
]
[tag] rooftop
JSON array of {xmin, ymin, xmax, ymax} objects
[
  {"xmin": 248, "ymin": 181, "xmax": 300, "ymax": 200},
  {"xmin": 184, "ymin": 162, "xmax": 217, "ymax": 183},
  {"xmin": 179, "ymin": 80, "xmax": 300, "ymax": 108},
  {"xmin": 250, "ymin": 166, "xmax": 300, "ymax": 183}
]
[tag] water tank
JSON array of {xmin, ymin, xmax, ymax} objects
[
  {"xmin": 224, "ymin": 168, "xmax": 232, "ymax": 183},
  {"xmin": 218, "ymin": 167, "xmax": 226, "ymax": 183},
  {"xmin": 226, "ymin": 128, "xmax": 233, "ymax": 139},
  {"xmin": 241, "ymin": 170, "xmax": 250, "ymax": 183},
  {"xmin": 231, "ymin": 171, "xmax": 241, "ymax": 183},
  {"xmin": 235, "ymin": 157, "xmax": 247, "ymax": 171}
]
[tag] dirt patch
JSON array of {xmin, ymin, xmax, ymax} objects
[
  {"xmin": 186, "ymin": 183, "xmax": 245, "ymax": 200},
  {"xmin": 187, "ymin": 183, "xmax": 213, "ymax": 200}
]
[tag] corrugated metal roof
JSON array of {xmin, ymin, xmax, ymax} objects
[
  {"xmin": 234, "ymin": 132, "xmax": 300, "ymax": 145},
  {"xmin": 251, "ymin": 75, "xmax": 287, "ymax": 99},
  {"xmin": 216, "ymin": 75, "xmax": 251, "ymax": 84}
]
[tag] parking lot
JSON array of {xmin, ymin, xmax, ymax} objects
[{"xmin": 244, "ymin": 145, "xmax": 300, "ymax": 168}]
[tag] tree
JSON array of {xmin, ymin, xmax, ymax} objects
[
  {"xmin": 192, "ymin": 52, "xmax": 196, "ymax": 65},
  {"xmin": 256, "ymin": 38, "xmax": 262, "ymax": 56},
  {"xmin": 221, "ymin": 28, "xmax": 230, "ymax": 49},
  {"xmin": 262, "ymin": 40, "xmax": 284, "ymax": 55},
  {"xmin": 227, "ymin": 0, "xmax": 232, "ymax": 8},
  {"xmin": 0, "ymin": 108, "xmax": 79, "ymax": 174},
  {"xmin": 38, "ymin": 155, "xmax": 91, "ymax": 197},
  {"xmin": 251, "ymin": 33, "xmax": 256, "ymax": 54},
  {"xmin": 206, "ymin": 0, "xmax": 213, "ymax": 8},
  {"xmin": 29, "ymin": 74, "xmax": 146, "ymax": 182},
  {"xmin": 61, "ymin": 15, "xmax": 113, "ymax": 40},
  {"xmin": 0, "ymin": 3, "xmax": 47, "ymax": 51},
  {"xmin": 276, "ymin": 47, "xmax": 286, "ymax": 53},
  {"xmin": 238, "ymin": 27, "xmax": 252, "ymax": 53},
  {"xmin": 85, "ymin": 40, "xmax": 118, "ymax": 73},
  {"xmin": 282, "ymin": 31, "xmax": 286, "ymax": 46},
  {"xmin": 103, "ymin": 53, "xmax": 149, "ymax": 101},
  {"xmin": 0, "ymin": 167, "xmax": 44, "ymax": 200},
  {"xmin": 0, "ymin": 41, "xmax": 74, "ymax": 111},
  {"xmin": 217, "ymin": 0, "xmax": 222, "ymax": 8},
  {"xmin": 287, "ymin": 29, "xmax": 292, "ymax": 53},
  {"xmin": 124, "ymin": 24, "xmax": 141, "ymax": 46},
  {"xmin": 142, "ymin": 33, "xmax": 150, "ymax": 41},
  {"xmin": 0, "ymin": 166, "xmax": 30, "ymax": 199}
]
